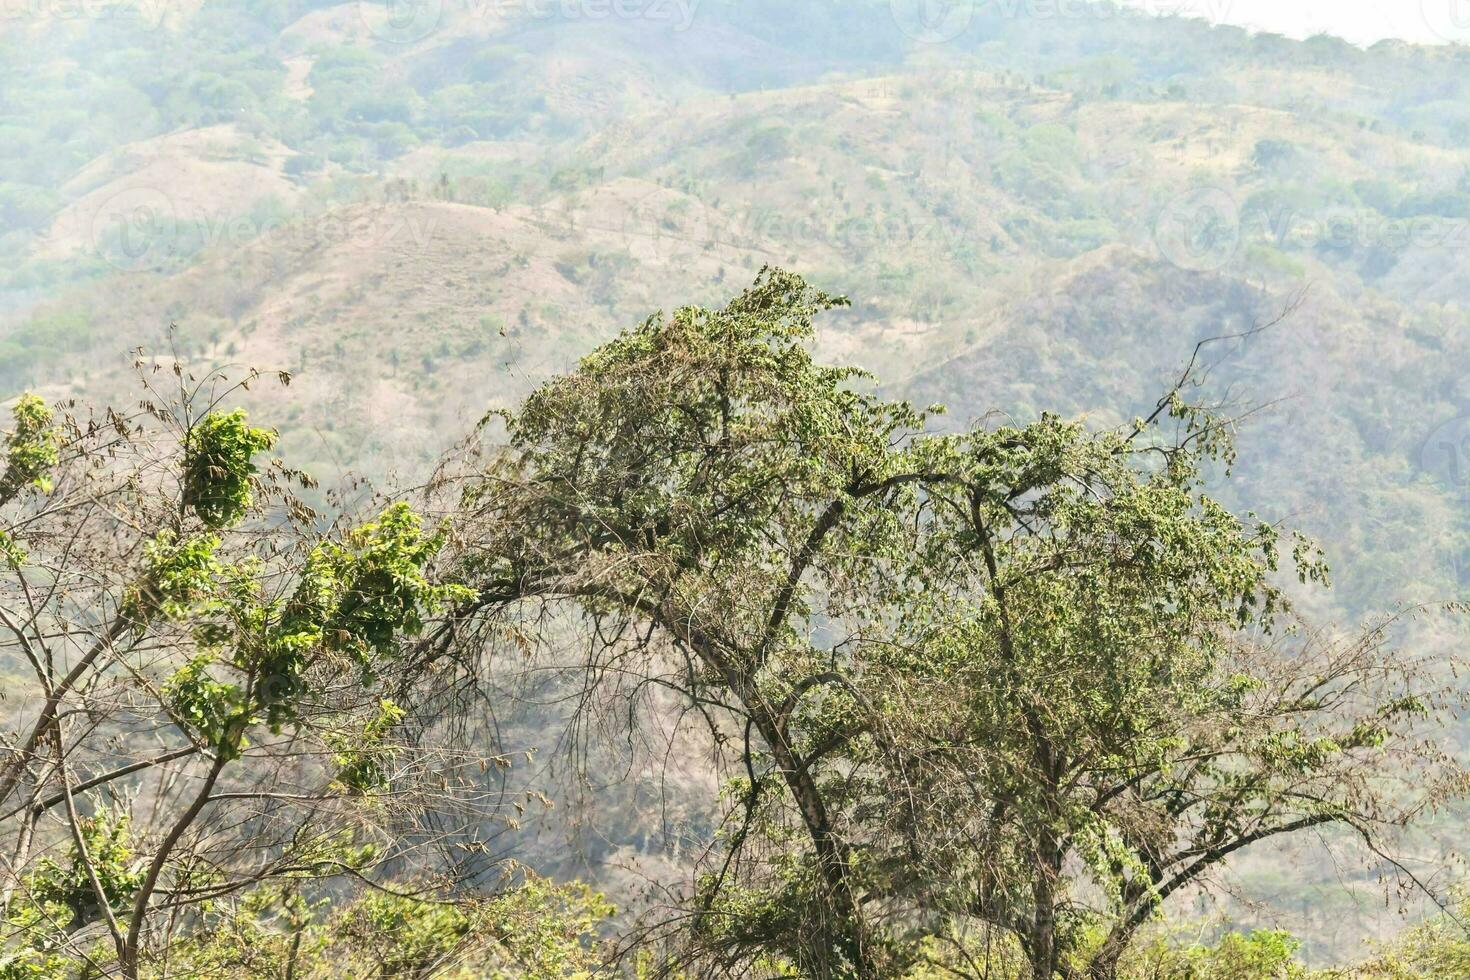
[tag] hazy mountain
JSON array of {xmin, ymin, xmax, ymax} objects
[{"xmin": 4, "ymin": 1, "xmax": 1470, "ymax": 960}]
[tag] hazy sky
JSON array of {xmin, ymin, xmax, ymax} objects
[{"xmin": 1118, "ymin": 0, "xmax": 1470, "ymax": 45}]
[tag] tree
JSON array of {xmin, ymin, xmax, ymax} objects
[
  {"xmin": 0, "ymin": 361, "xmax": 523, "ymax": 978},
  {"xmin": 853, "ymin": 403, "xmax": 1465, "ymax": 979},
  {"xmin": 436, "ymin": 269, "xmax": 1466, "ymax": 978},
  {"xmin": 435, "ymin": 268, "xmax": 935, "ymax": 977}
]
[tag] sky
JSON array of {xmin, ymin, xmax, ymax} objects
[{"xmin": 1118, "ymin": 0, "xmax": 1470, "ymax": 45}]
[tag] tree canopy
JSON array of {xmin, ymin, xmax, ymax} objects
[
  {"xmin": 432, "ymin": 269, "xmax": 1466, "ymax": 978},
  {"xmin": 2, "ymin": 272, "xmax": 1466, "ymax": 979}
]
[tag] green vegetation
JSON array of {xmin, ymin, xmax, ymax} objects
[
  {"xmin": 0, "ymin": 395, "xmax": 57, "ymax": 503},
  {"xmin": 181, "ymin": 408, "xmax": 278, "ymax": 527},
  {"xmin": 0, "ymin": 370, "xmax": 541, "ymax": 978},
  {"xmin": 424, "ymin": 271, "xmax": 1466, "ymax": 978},
  {"xmin": 5, "ymin": 2, "xmax": 1470, "ymax": 975},
  {"xmin": 5, "ymin": 274, "xmax": 1468, "ymax": 977}
]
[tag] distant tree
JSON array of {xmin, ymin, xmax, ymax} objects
[
  {"xmin": 282, "ymin": 152, "xmax": 323, "ymax": 178},
  {"xmin": 1252, "ymin": 138, "xmax": 1296, "ymax": 170}
]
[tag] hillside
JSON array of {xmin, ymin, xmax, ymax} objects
[{"xmin": 4, "ymin": 0, "xmax": 1470, "ymax": 963}]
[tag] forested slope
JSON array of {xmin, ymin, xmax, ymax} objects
[{"xmin": 4, "ymin": 0, "xmax": 1470, "ymax": 965}]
